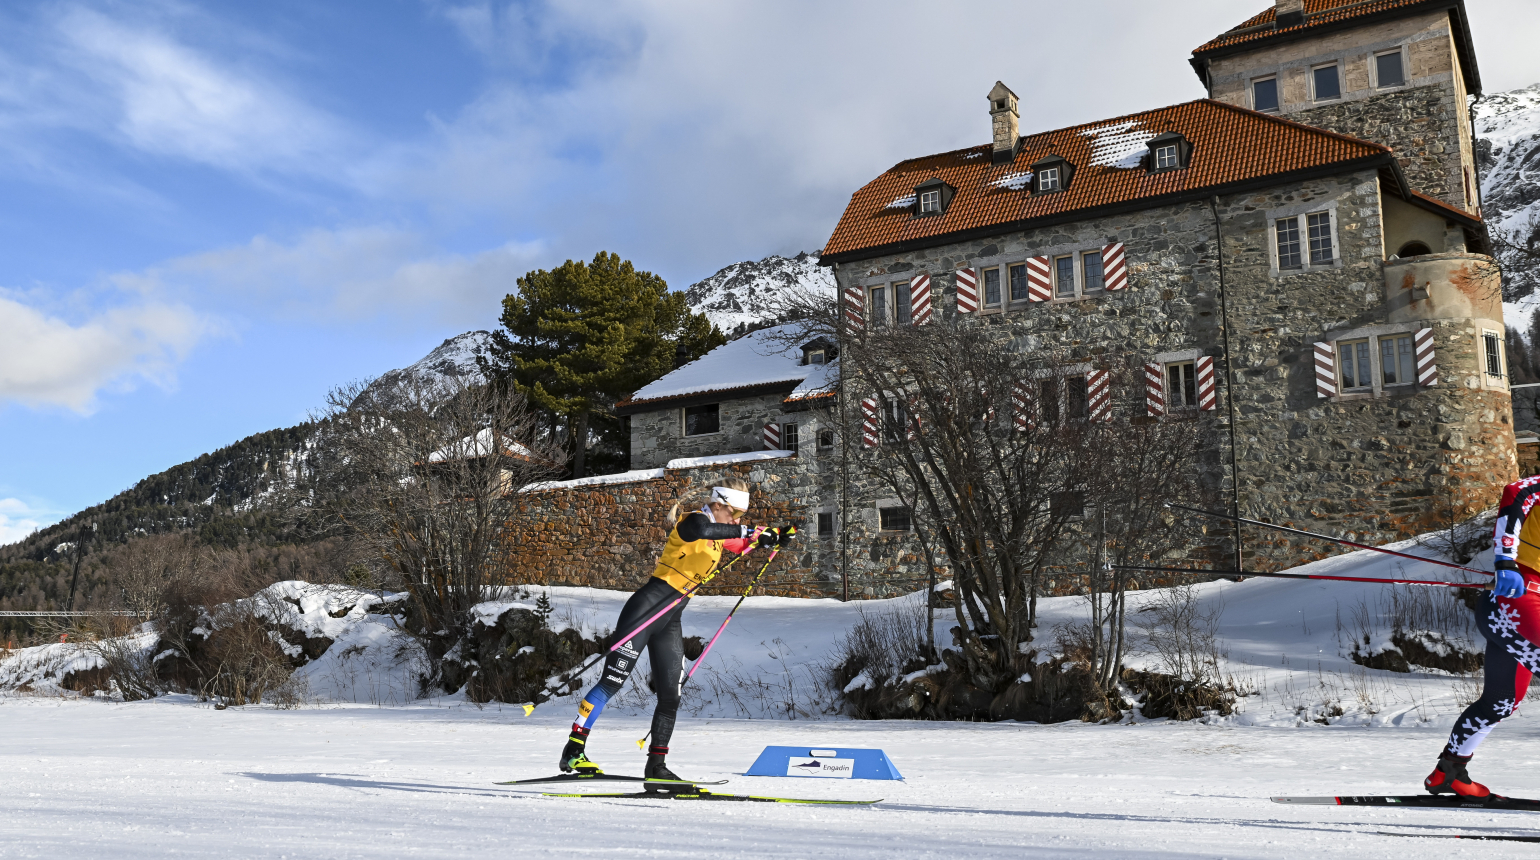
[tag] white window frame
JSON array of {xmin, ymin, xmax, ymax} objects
[
  {"xmin": 874, "ymin": 498, "xmax": 913, "ymax": 533},
  {"xmin": 1483, "ymin": 329, "xmax": 1506, "ymax": 379},
  {"xmin": 1310, "ymin": 62, "xmax": 1343, "ymax": 103},
  {"xmin": 807, "ymin": 349, "xmax": 825, "ymax": 365},
  {"xmin": 1267, "ymin": 201, "xmax": 1340, "ymax": 277},
  {"xmin": 1251, "ymin": 75, "xmax": 1280, "ymax": 112},
  {"xmin": 1378, "ymin": 332, "xmax": 1418, "ymax": 388},
  {"xmin": 1337, "ymin": 338, "xmax": 1374, "ymax": 393},
  {"xmin": 681, "ymin": 403, "xmax": 721, "ymax": 436},
  {"xmin": 781, "ymin": 421, "xmax": 799, "ymax": 454},
  {"xmin": 1052, "ymin": 254, "xmax": 1076, "ymax": 299},
  {"xmin": 817, "ymin": 427, "xmax": 835, "ymax": 450},
  {"xmin": 1081, "ymin": 249, "xmax": 1105, "ymax": 294},
  {"xmin": 867, "ymin": 283, "xmax": 890, "ymax": 329},
  {"xmin": 1165, "ymin": 360, "xmax": 1199, "ymax": 410},
  {"xmin": 1372, "ymin": 47, "xmax": 1408, "ymax": 90},
  {"xmin": 979, "ymin": 265, "xmax": 1004, "ymax": 312},
  {"xmin": 919, "ymin": 188, "xmax": 941, "ymax": 214},
  {"xmin": 1038, "ymin": 166, "xmax": 1061, "ymax": 192},
  {"xmin": 1154, "ymin": 144, "xmax": 1179, "ymax": 169},
  {"xmin": 1319, "ymin": 323, "xmax": 1441, "ymax": 399},
  {"xmin": 1007, "ymin": 260, "xmax": 1031, "ymax": 306}
]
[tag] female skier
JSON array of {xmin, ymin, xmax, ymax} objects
[
  {"xmin": 1424, "ymin": 475, "xmax": 1540, "ymax": 796},
  {"xmin": 558, "ymin": 479, "xmax": 787, "ymax": 781}
]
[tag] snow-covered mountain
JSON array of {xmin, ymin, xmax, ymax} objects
[
  {"xmin": 1474, "ymin": 83, "xmax": 1540, "ymax": 308},
  {"xmin": 360, "ymin": 331, "xmax": 491, "ymax": 402},
  {"xmin": 682, "ymin": 251, "xmax": 835, "ymax": 337}
]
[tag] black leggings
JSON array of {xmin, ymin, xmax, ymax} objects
[
  {"xmin": 575, "ymin": 577, "xmax": 688, "ymax": 747},
  {"xmin": 1445, "ymin": 591, "xmax": 1538, "ymax": 757}
]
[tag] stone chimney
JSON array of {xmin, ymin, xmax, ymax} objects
[
  {"xmin": 988, "ymin": 81, "xmax": 1019, "ymax": 165},
  {"xmin": 1275, "ymin": 0, "xmax": 1305, "ymax": 28}
]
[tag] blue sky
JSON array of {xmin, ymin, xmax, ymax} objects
[{"xmin": 3, "ymin": 0, "xmax": 1538, "ymax": 541}]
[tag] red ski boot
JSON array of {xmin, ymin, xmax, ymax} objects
[{"xmin": 1424, "ymin": 754, "xmax": 1490, "ymax": 797}]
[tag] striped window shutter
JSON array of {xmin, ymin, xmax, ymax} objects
[
  {"xmin": 1313, "ymin": 342, "xmax": 1336, "ymax": 399},
  {"xmin": 1026, "ymin": 256, "xmax": 1052, "ymax": 302},
  {"xmin": 844, "ymin": 286, "xmax": 865, "ymax": 332},
  {"xmin": 1195, "ymin": 356, "xmax": 1217, "ymax": 411},
  {"xmin": 1415, "ymin": 328, "xmax": 1437, "ymax": 386},
  {"xmin": 1103, "ymin": 242, "xmax": 1128, "ymax": 291},
  {"xmin": 910, "ymin": 273, "xmax": 933, "ymax": 325},
  {"xmin": 861, "ymin": 398, "xmax": 879, "ymax": 449},
  {"xmin": 763, "ymin": 422, "xmax": 781, "ymax": 450},
  {"xmin": 955, "ymin": 268, "xmax": 978, "ymax": 313},
  {"xmin": 1145, "ymin": 362, "xmax": 1164, "ymax": 417},
  {"xmin": 1087, "ymin": 370, "xmax": 1111, "ymax": 422},
  {"xmin": 1011, "ymin": 383, "xmax": 1034, "ymax": 431}
]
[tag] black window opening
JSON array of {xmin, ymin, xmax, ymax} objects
[
  {"xmin": 1376, "ymin": 51, "xmax": 1405, "ymax": 88},
  {"xmin": 817, "ymin": 511, "xmax": 835, "ymax": 537},
  {"xmin": 1167, "ymin": 361, "xmax": 1197, "ymax": 408},
  {"xmin": 1009, "ymin": 262, "xmax": 1028, "ymax": 302},
  {"xmin": 879, "ymin": 506, "xmax": 912, "ymax": 532},
  {"xmin": 895, "ymin": 280, "xmax": 912, "ymax": 325},
  {"xmin": 1253, "ymin": 77, "xmax": 1279, "ymax": 112},
  {"xmin": 870, "ymin": 285, "xmax": 888, "ymax": 328},
  {"xmin": 1339, "ymin": 340, "xmax": 1372, "ymax": 390},
  {"xmin": 782, "ymin": 422, "xmax": 799, "ymax": 454},
  {"xmin": 1066, "ymin": 376, "xmax": 1089, "ymax": 420},
  {"xmin": 1313, "ymin": 65, "xmax": 1341, "ymax": 101},
  {"xmin": 1040, "ymin": 378, "xmax": 1061, "ymax": 425},
  {"xmin": 1485, "ymin": 332, "xmax": 1505, "ymax": 377},
  {"xmin": 818, "ymin": 428, "xmax": 835, "ymax": 449},
  {"xmin": 684, "ymin": 403, "xmax": 720, "ymax": 435},
  {"xmin": 1396, "ymin": 241, "xmax": 1432, "ymax": 258},
  {"xmin": 983, "ymin": 267, "xmax": 1002, "ymax": 307},
  {"xmin": 1381, "ymin": 335, "xmax": 1415, "ymax": 385},
  {"xmin": 1050, "ymin": 491, "xmax": 1085, "ymax": 520},
  {"xmin": 881, "ymin": 398, "xmax": 908, "ymax": 444}
]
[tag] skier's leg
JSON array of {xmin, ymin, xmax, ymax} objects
[
  {"xmin": 644, "ymin": 609, "xmax": 687, "ymax": 781},
  {"xmin": 1427, "ymin": 590, "xmax": 1538, "ymax": 795},
  {"xmin": 560, "ymin": 579, "xmax": 681, "ymax": 772}
]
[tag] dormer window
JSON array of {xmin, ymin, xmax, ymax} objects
[
  {"xmin": 1030, "ymin": 156, "xmax": 1074, "ymax": 194},
  {"xmin": 800, "ymin": 337, "xmax": 837, "ymax": 366},
  {"xmin": 912, "ymin": 178, "xmax": 955, "ymax": 217},
  {"xmin": 1144, "ymin": 133, "xmax": 1192, "ymax": 172},
  {"xmin": 808, "ymin": 350, "xmax": 825, "ymax": 365}
]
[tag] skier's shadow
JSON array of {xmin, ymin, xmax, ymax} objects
[
  {"xmin": 239, "ymin": 772, "xmax": 513, "ymax": 799},
  {"xmin": 877, "ymin": 802, "xmax": 1538, "ymax": 839}
]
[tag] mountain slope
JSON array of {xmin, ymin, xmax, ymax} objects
[
  {"xmin": 1475, "ymin": 82, "xmax": 1540, "ymax": 306},
  {"xmin": 682, "ymin": 251, "xmax": 835, "ymax": 337}
]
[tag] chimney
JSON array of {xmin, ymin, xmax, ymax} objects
[
  {"xmin": 1275, "ymin": 0, "xmax": 1305, "ymax": 28},
  {"xmin": 988, "ymin": 81, "xmax": 1019, "ymax": 165}
]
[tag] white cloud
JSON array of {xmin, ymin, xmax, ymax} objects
[
  {"xmin": 0, "ymin": 292, "xmax": 213, "ymax": 412},
  {"xmin": 0, "ymin": 498, "xmax": 50, "ymax": 545},
  {"xmin": 113, "ymin": 227, "xmax": 547, "ymax": 326}
]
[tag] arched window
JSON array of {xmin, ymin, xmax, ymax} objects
[{"xmin": 1397, "ymin": 241, "xmax": 1433, "ymax": 258}]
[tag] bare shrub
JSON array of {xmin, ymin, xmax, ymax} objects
[
  {"xmin": 1347, "ymin": 584, "xmax": 1481, "ymax": 674},
  {"xmin": 829, "ymin": 600, "xmax": 934, "ymax": 719},
  {"xmin": 1144, "ymin": 585, "xmax": 1224, "ymax": 688},
  {"xmin": 44, "ymin": 613, "xmax": 162, "ymax": 701},
  {"xmin": 193, "ymin": 600, "xmax": 300, "ymax": 707}
]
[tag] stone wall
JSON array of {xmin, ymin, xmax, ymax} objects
[
  {"xmin": 830, "ymin": 168, "xmax": 1516, "ymax": 575},
  {"xmin": 630, "ymin": 392, "xmax": 792, "ymax": 469},
  {"xmin": 492, "ymin": 453, "xmax": 845, "ymax": 598},
  {"xmin": 1204, "ymin": 9, "xmax": 1476, "ymax": 211}
]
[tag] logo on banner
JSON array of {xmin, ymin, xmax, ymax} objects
[{"xmin": 787, "ymin": 758, "xmax": 855, "ymax": 778}]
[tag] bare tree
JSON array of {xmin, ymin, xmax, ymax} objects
[{"xmin": 302, "ymin": 376, "xmax": 565, "ymax": 666}]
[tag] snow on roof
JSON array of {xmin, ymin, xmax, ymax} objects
[
  {"xmin": 626, "ymin": 324, "xmax": 821, "ymax": 404},
  {"xmin": 885, "ymin": 193, "xmax": 917, "ymax": 210},
  {"xmin": 786, "ymin": 359, "xmax": 837, "ymax": 401},
  {"xmin": 428, "ymin": 428, "xmax": 534, "ymax": 463},
  {"xmin": 1080, "ymin": 120, "xmax": 1156, "ymax": 168},
  {"xmin": 524, "ymin": 467, "xmax": 667, "ymax": 492},
  {"xmin": 989, "ymin": 171, "xmax": 1033, "ymax": 190}
]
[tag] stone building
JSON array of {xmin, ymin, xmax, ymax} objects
[{"xmin": 818, "ymin": 0, "xmax": 1513, "ymax": 574}]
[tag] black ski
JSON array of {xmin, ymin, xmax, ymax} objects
[
  {"xmin": 1379, "ymin": 831, "xmax": 1540, "ymax": 843},
  {"xmin": 497, "ymin": 773, "xmax": 727, "ymax": 787},
  {"xmin": 543, "ymin": 787, "xmax": 880, "ymax": 805},
  {"xmin": 1272, "ymin": 795, "xmax": 1540, "ymax": 811}
]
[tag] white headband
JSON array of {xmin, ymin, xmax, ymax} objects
[{"xmin": 710, "ymin": 486, "xmax": 750, "ymax": 511}]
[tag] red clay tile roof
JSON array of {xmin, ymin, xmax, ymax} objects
[
  {"xmin": 1190, "ymin": 1, "xmax": 1479, "ymax": 93},
  {"xmin": 821, "ymin": 99, "xmax": 1393, "ymax": 262}
]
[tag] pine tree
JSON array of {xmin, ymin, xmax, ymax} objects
[{"xmin": 480, "ymin": 252, "xmax": 725, "ymax": 478}]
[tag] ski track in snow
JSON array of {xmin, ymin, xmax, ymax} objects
[{"xmin": 3, "ymin": 537, "xmax": 1538, "ymax": 855}]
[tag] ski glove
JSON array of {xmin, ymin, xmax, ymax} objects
[
  {"xmin": 1494, "ymin": 559, "xmax": 1526, "ymax": 598},
  {"xmin": 776, "ymin": 525, "xmax": 798, "ymax": 546},
  {"xmin": 755, "ymin": 528, "xmax": 780, "ymax": 550}
]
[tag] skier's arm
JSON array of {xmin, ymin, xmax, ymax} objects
[
  {"xmin": 677, "ymin": 512, "xmax": 750, "ymax": 543},
  {"xmin": 1492, "ymin": 483, "xmax": 1538, "ymax": 569}
]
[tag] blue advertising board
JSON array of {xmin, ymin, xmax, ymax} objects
[{"xmin": 745, "ymin": 746, "xmax": 903, "ymax": 780}]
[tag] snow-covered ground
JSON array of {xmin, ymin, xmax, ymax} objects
[{"xmin": 2, "ymin": 534, "xmax": 1537, "ymax": 856}]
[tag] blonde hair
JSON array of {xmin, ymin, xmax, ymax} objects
[{"xmin": 669, "ymin": 477, "xmax": 751, "ymax": 525}]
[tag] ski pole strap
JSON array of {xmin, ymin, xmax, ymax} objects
[
  {"xmin": 1110, "ymin": 564, "xmax": 1509, "ymax": 591},
  {"xmin": 684, "ymin": 547, "xmax": 781, "ymax": 684},
  {"xmin": 1165, "ymin": 503, "xmax": 1492, "ymax": 578}
]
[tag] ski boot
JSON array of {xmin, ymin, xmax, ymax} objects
[
  {"xmin": 558, "ymin": 726, "xmax": 602, "ymax": 774},
  {"xmin": 644, "ymin": 745, "xmax": 682, "ymax": 783},
  {"xmin": 1424, "ymin": 753, "xmax": 1490, "ymax": 797}
]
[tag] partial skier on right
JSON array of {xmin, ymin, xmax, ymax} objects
[{"xmin": 1425, "ymin": 476, "xmax": 1540, "ymax": 797}]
